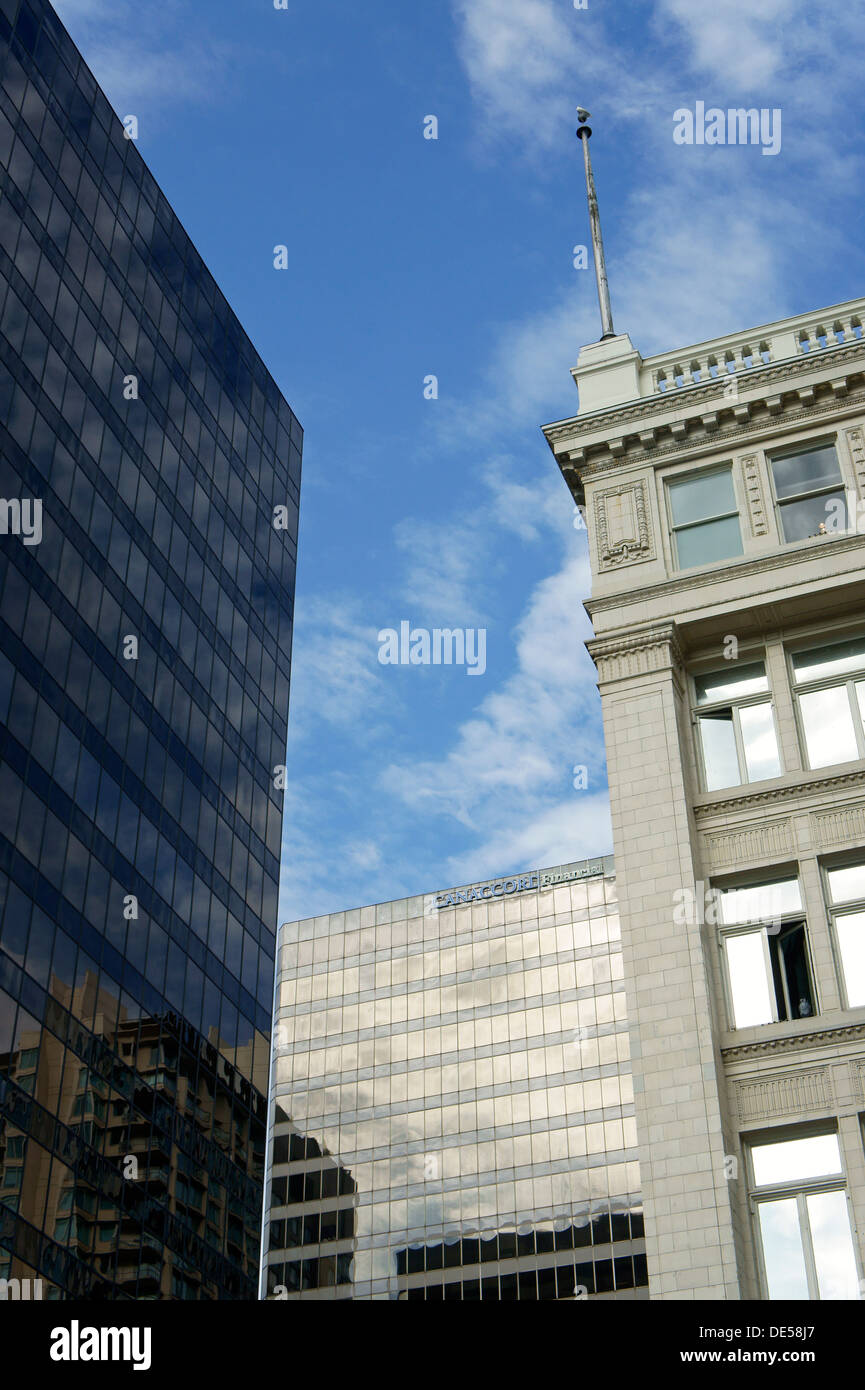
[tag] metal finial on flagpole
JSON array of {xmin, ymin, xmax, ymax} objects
[{"xmin": 576, "ymin": 109, "xmax": 616, "ymax": 341}]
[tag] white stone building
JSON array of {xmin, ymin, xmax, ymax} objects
[{"xmin": 543, "ymin": 297, "xmax": 865, "ymax": 1299}]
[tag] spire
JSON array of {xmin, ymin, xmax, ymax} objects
[{"xmin": 576, "ymin": 109, "xmax": 616, "ymax": 341}]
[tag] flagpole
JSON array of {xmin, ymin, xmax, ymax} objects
[{"xmin": 576, "ymin": 111, "xmax": 616, "ymax": 340}]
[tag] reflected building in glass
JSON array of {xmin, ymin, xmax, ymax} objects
[
  {"xmin": 266, "ymin": 858, "xmax": 648, "ymax": 1300},
  {"xmin": 0, "ymin": 0, "xmax": 300, "ymax": 1297}
]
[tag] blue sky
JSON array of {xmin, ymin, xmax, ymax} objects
[{"xmin": 55, "ymin": 0, "xmax": 865, "ymax": 921}]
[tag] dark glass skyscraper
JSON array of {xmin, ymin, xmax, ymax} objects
[{"xmin": 0, "ymin": 0, "xmax": 301, "ymax": 1298}]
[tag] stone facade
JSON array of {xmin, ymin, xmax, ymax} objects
[{"xmin": 543, "ymin": 298, "xmax": 865, "ymax": 1299}]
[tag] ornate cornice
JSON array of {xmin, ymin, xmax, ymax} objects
[
  {"xmin": 587, "ymin": 527, "xmax": 865, "ymax": 618},
  {"xmin": 545, "ymin": 341, "xmax": 865, "ymax": 455},
  {"xmin": 694, "ymin": 767, "xmax": 865, "ymax": 820},
  {"xmin": 722, "ymin": 1021, "xmax": 865, "ymax": 1062},
  {"xmin": 578, "ymin": 380, "xmax": 865, "ymax": 481}
]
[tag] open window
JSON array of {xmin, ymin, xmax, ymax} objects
[{"xmin": 718, "ymin": 878, "xmax": 816, "ymax": 1027}]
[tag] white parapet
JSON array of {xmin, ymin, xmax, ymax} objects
[{"xmin": 569, "ymin": 296, "xmax": 865, "ymax": 417}]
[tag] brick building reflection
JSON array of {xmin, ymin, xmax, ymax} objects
[
  {"xmin": 265, "ymin": 1105, "xmax": 358, "ymax": 1298},
  {"xmin": 0, "ymin": 967, "xmax": 268, "ymax": 1298}
]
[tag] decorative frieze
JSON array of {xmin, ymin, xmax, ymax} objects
[
  {"xmin": 702, "ymin": 820, "xmax": 792, "ymax": 870},
  {"xmin": 593, "ymin": 480, "xmax": 655, "ymax": 569},
  {"xmin": 812, "ymin": 803, "xmax": 865, "ymax": 849},
  {"xmin": 733, "ymin": 1067, "xmax": 832, "ymax": 1122}
]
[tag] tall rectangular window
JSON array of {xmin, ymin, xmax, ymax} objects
[
  {"xmin": 750, "ymin": 1133, "xmax": 859, "ymax": 1300},
  {"xmin": 667, "ymin": 467, "xmax": 743, "ymax": 570},
  {"xmin": 694, "ymin": 662, "xmax": 781, "ymax": 791},
  {"xmin": 769, "ymin": 442, "xmax": 846, "ymax": 542},
  {"xmin": 718, "ymin": 879, "xmax": 815, "ymax": 1027},
  {"xmin": 791, "ymin": 637, "xmax": 865, "ymax": 769},
  {"xmin": 825, "ymin": 862, "xmax": 865, "ymax": 1008}
]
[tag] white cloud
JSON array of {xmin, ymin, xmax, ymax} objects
[
  {"xmin": 379, "ymin": 546, "xmax": 606, "ymax": 856},
  {"xmin": 452, "ymin": 0, "xmax": 864, "ymax": 190},
  {"xmin": 392, "ymin": 516, "xmax": 492, "ymax": 627},
  {"xmin": 656, "ymin": 0, "xmax": 864, "ymax": 103},
  {"xmin": 286, "ymin": 595, "xmax": 397, "ymax": 744},
  {"xmin": 346, "ymin": 840, "xmax": 384, "ymax": 871},
  {"xmin": 613, "ymin": 177, "xmax": 800, "ymax": 354},
  {"xmin": 657, "ymin": 0, "xmax": 800, "ymax": 87},
  {"xmin": 443, "ymin": 793, "xmax": 612, "ymax": 887},
  {"xmin": 481, "ymin": 459, "xmax": 573, "ymax": 545},
  {"xmin": 52, "ymin": 0, "xmax": 233, "ymax": 119},
  {"xmin": 451, "ymin": 0, "xmax": 657, "ymax": 153}
]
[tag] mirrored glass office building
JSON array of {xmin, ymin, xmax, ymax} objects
[
  {"xmin": 267, "ymin": 858, "xmax": 648, "ymax": 1300},
  {"xmin": 0, "ymin": 0, "xmax": 300, "ymax": 1297}
]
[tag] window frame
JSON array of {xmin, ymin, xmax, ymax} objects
[
  {"xmin": 664, "ymin": 463, "xmax": 743, "ymax": 573},
  {"xmin": 789, "ymin": 635, "xmax": 865, "ymax": 770},
  {"xmin": 821, "ymin": 858, "xmax": 865, "ymax": 1010},
  {"xmin": 691, "ymin": 659, "xmax": 782, "ymax": 793},
  {"xmin": 716, "ymin": 876, "xmax": 817, "ymax": 1029},
  {"xmin": 767, "ymin": 437, "xmax": 846, "ymax": 545},
  {"xmin": 747, "ymin": 1130, "xmax": 859, "ymax": 1301}
]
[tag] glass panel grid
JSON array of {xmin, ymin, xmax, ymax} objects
[
  {"xmin": 0, "ymin": 0, "xmax": 300, "ymax": 1300},
  {"xmin": 668, "ymin": 468, "xmax": 743, "ymax": 571},
  {"xmin": 770, "ymin": 444, "xmax": 844, "ymax": 544},
  {"xmin": 268, "ymin": 871, "xmax": 646, "ymax": 1300},
  {"xmin": 751, "ymin": 1133, "xmax": 858, "ymax": 1301},
  {"xmin": 694, "ymin": 662, "xmax": 781, "ymax": 790}
]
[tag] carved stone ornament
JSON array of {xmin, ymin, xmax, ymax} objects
[
  {"xmin": 846, "ymin": 424, "xmax": 865, "ymax": 495},
  {"xmin": 594, "ymin": 480, "xmax": 654, "ymax": 568},
  {"xmin": 739, "ymin": 452, "xmax": 769, "ymax": 537}
]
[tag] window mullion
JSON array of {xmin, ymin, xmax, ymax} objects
[
  {"xmin": 732, "ymin": 706, "xmax": 748, "ymax": 783},
  {"xmin": 797, "ymin": 1191, "xmax": 821, "ymax": 1300},
  {"xmin": 778, "ymin": 931, "xmax": 797, "ymax": 1020},
  {"xmin": 759, "ymin": 930, "xmax": 779, "ymax": 1022},
  {"xmin": 848, "ymin": 678, "xmax": 865, "ymax": 759}
]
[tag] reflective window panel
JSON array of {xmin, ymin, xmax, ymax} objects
[
  {"xmin": 668, "ymin": 469, "xmax": 743, "ymax": 571},
  {"xmin": 770, "ymin": 444, "xmax": 845, "ymax": 544},
  {"xmin": 751, "ymin": 1133, "xmax": 859, "ymax": 1301},
  {"xmin": 267, "ymin": 860, "xmax": 648, "ymax": 1300},
  {"xmin": 694, "ymin": 661, "xmax": 781, "ymax": 790},
  {"xmin": 792, "ymin": 639, "xmax": 865, "ymax": 770},
  {"xmin": 0, "ymin": 0, "xmax": 300, "ymax": 1298}
]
